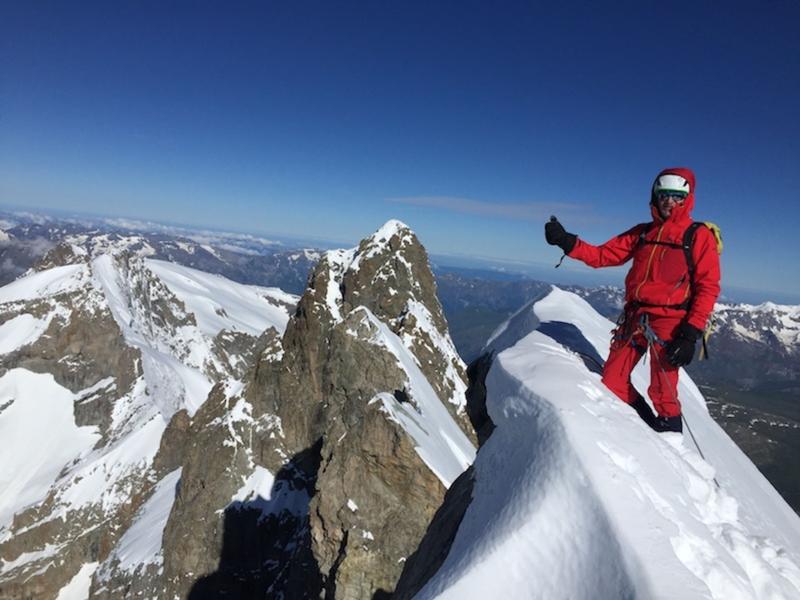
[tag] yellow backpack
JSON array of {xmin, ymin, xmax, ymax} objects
[{"xmin": 691, "ymin": 222, "xmax": 723, "ymax": 359}]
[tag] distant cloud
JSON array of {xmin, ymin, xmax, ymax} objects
[
  {"xmin": 101, "ymin": 218, "xmax": 282, "ymax": 248},
  {"xmin": 1, "ymin": 258, "xmax": 19, "ymax": 272},
  {"xmin": 0, "ymin": 236, "xmax": 54, "ymax": 256},
  {"xmin": 387, "ymin": 196, "xmax": 601, "ymax": 224},
  {"xmin": 11, "ymin": 211, "xmax": 54, "ymax": 225},
  {"xmin": 28, "ymin": 237, "xmax": 56, "ymax": 256}
]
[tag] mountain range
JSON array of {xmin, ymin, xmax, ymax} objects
[{"xmin": 1, "ymin": 213, "xmax": 799, "ymax": 598}]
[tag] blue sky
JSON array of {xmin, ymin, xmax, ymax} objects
[{"xmin": 2, "ymin": 1, "xmax": 799, "ymax": 301}]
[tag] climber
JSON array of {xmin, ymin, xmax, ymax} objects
[{"xmin": 544, "ymin": 167, "xmax": 721, "ymax": 433}]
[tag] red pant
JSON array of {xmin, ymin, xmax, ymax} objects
[{"xmin": 601, "ymin": 314, "xmax": 682, "ymax": 418}]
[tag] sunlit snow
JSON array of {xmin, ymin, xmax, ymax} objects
[
  {"xmin": 0, "ymin": 264, "xmax": 87, "ymax": 303},
  {"xmin": 358, "ymin": 307, "xmax": 475, "ymax": 487},
  {"xmin": 419, "ymin": 287, "xmax": 800, "ymax": 599},
  {"xmin": 55, "ymin": 562, "xmax": 99, "ymax": 600},
  {"xmin": 145, "ymin": 259, "xmax": 293, "ymax": 336},
  {"xmin": 0, "ymin": 369, "xmax": 100, "ymax": 533},
  {"xmin": 0, "ymin": 313, "xmax": 51, "ymax": 354},
  {"xmin": 98, "ymin": 469, "xmax": 182, "ymax": 575}
]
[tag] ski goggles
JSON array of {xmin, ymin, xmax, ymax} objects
[{"xmin": 654, "ymin": 190, "xmax": 688, "ymax": 204}]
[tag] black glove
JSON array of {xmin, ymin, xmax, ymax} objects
[
  {"xmin": 665, "ymin": 322, "xmax": 703, "ymax": 367},
  {"xmin": 545, "ymin": 216, "xmax": 577, "ymax": 254}
]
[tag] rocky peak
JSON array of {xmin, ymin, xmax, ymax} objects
[
  {"xmin": 288, "ymin": 220, "xmax": 473, "ymax": 439},
  {"xmin": 157, "ymin": 221, "xmax": 476, "ymax": 599},
  {"xmin": 32, "ymin": 241, "xmax": 90, "ymax": 271}
]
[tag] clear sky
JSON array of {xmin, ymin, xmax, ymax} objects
[{"xmin": 2, "ymin": 1, "xmax": 799, "ymax": 301}]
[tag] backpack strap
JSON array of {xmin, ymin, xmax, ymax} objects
[
  {"xmin": 682, "ymin": 222, "xmax": 704, "ymax": 281},
  {"xmin": 637, "ymin": 222, "xmax": 653, "ymax": 246},
  {"xmin": 637, "ymin": 222, "xmax": 689, "ymax": 251}
]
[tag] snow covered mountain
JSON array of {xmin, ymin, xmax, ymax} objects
[
  {"xmin": 437, "ymin": 274, "xmax": 800, "ymax": 514},
  {"xmin": 395, "ymin": 287, "xmax": 800, "ymax": 599},
  {"xmin": 0, "ymin": 242, "xmax": 297, "ymax": 598},
  {"xmin": 0, "ymin": 220, "xmax": 476, "ymax": 599},
  {"xmin": 0, "ymin": 211, "xmax": 320, "ymax": 293}
]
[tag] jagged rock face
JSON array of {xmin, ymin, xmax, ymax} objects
[
  {"xmin": 343, "ymin": 224, "xmax": 473, "ymax": 441},
  {"xmin": 157, "ymin": 383, "xmax": 323, "ymax": 599},
  {"xmin": 307, "ymin": 309, "xmax": 448, "ymax": 597},
  {"xmin": 266, "ymin": 221, "xmax": 474, "ymax": 450},
  {"xmin": 228, "ymin": 221, "xmax": 475, "ymax": 598},
  {"xmin": 155, "ymin": 385, "xmax": 256, "ymax": 597}
]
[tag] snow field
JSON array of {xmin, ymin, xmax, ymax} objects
[
  {"xmin": 55, "ymin": 562, "xmax": 99, "ymax": 600},
  {"xmin": 96, "ymin": 469, "xmax": 182, "ymax": 577},
  {"xmin": 91, "ymin": 254, "xmax": 214, "ymax": 418},
  {"xmin": 0, "ymin": 369, "xmax": 100, "ymax": 536},
  {"xmin": 145, "ymin": 259, "xmax": 294, "ymax": 337},
  {"xmin": 0, "ymin": 264, "xmax": 88, "ymax": 304},
  {"xmin": 0, "ymin": 313, "xmax": 52, "ymax": 354},
  {"xmin": 91, "ymin": 254, "xmax": 296, "ymax": 419}
]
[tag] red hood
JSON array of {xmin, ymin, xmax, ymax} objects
[{"xmin": 650, "ymin": 167, "xmax": 696, "ymax": 225}]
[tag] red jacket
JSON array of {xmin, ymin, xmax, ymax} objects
[{"xmin": 568, "ymin": 168, "xmax": 721, "ymax": 331}]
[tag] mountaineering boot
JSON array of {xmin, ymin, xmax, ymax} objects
[
  {"xmin": 629, "ymin": 394, "xmax": 657, "ymax": 429},
  {"xmin": 653, "ymin": 415, "xmax": 683, "ymax": 433}
]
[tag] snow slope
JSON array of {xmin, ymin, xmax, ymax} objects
[
  {"xmin": 419, "ymin": 286, "xmax": 800, "ymax": 600},
  {"xmin": 95, "ymin": 468, "xmax": 182, "ymax": 578},
  {"xmin": 145, "ymin": 259, "xmax": 293, "ymax": 337},
  {"xmin": 0, "ymin": 313, "xmax": 51, "ymax": 354},
  {"xmin": 91, "ymin": 254, "xmax": 296, "ymax": 417},
  {"xmin": 355, "ymin": 306, "xmax": 476, "ymax": 487},
  {"xmin": 0, "ymin": 370, "xmax": 100, "ymax": 532},
  {"xmin": 0, "ymin": 264, "xmax": 87, "ymax": 304},
  {"xmin": 55, "ymin": 562, "xmax": 99, "ymax": 600}
]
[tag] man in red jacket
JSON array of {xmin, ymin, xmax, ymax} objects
[{"xmin": 545, "ymin": 167, "xmax": 721, "ymax": 433}]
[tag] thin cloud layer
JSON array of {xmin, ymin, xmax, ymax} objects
[{"xmin": 101, "ymin": 218, "xmax": 282, "ymax": 248}]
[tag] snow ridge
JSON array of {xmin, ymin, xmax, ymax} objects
[{"xmin": 421, "ymin": 287, "xmax": 800, "ymax": 599}]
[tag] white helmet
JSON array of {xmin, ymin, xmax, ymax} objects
[{"xmin": 653, "ymin": 173, "xmax": 690, "ymax": 196}]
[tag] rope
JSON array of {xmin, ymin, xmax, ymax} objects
[{"xmin": 642, "ymin": 315, "xmax": 721, "ymax": 489}]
